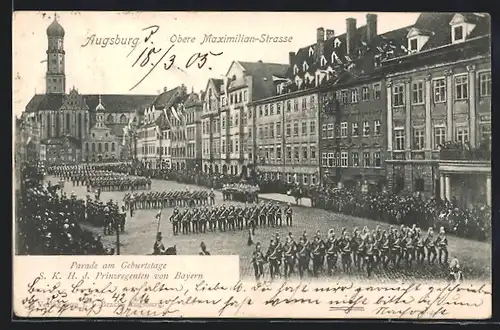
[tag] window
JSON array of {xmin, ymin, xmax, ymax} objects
[
  {"xmin": 321, "ymin": 124, "xmax": 327, "ymax": 138},
  {"xmin": 286, "ymin": 146, "xmax": 292, "ymax": 159},
  {"xmin": 294, "ymin": 147, "xmax": 300, "ymax": 160},
  {"xmin": 276, "ymin": 122, "xmax": 281, "ymax": 137},
  {"xmin": 286, "ymin": 123, "xmax": 291, "ymax": 137},
  {"xmin": 327, "ymin": 124, "xmax": 334, "ymax": 138},
  {"xmin": 340, "ymin": 122, "xmax": 347, "ymax": 137},
  {"xmin": 363, "ymin": 121, "xmax": 370, "ymax": 136},
  {"xmin": 351, "ymin": 89, "xmax": 359, "ymax": 103},
  {"xmin": 341, "ymin": 151, "xmax": 348, "ymax": 167},
  {"xmin": 394, "ymin": 128, "xmax": 405, "ymax": 151},
  {"xmin": 352, "ymin": 152, "xmax": 359, "ymax": 167},
  {"xmin": 363, "ymin": 152, "xmax": 370, "ymax": 167},
  {"xmin": 310, "ymin": 120, "xmax": 316, "ymax": 135},
  {"xmin": 322, "ymin": 153, "xmax": 328, "ymax": 166},
  {"xmin": 235, "ymin": 114, "xmax": 239, "ymax": 126},
  {"xmin": 310, "ymin": 146, "xmax": 316, "ymax": 160},
  {"xmin": 293, "ymin": 99, "xmax": 299, "ymax": 112},
  {"xmin": 433, "ymin": 78, "xmax": 446, "ymax": 102},
  {"xmin": 303, "ymin": 146, "xmax": 308, "ymax": 160},
  {"xmin": 480, "ymin": 123, "xmax": 491, "ymax": 143},
  {"xmin": 479, "ymin": 72, "xmax": 491, "ymax": 97},
  {"xmin": 352, "ymin": 122, "xmax": 359, "ymax": 136},
  {"xmin": 412, "ymin": 81, "xmax": 424, "ymax": 104},
  {"xmin": 270, "ymin": 123, "xmax": 274, "ymax": 138},
  {"xmin": 222, "ymin": 140, "xmax": 226, "ymax": 154},
  {"xmin": 303, "ymin": 175, "xmax": 308, "ymax": 185},
  {"xmin": 312, "ymin": 174, "xmax": 317, "ymax": 185},
  {"xmin": 453, "ymin": 25, "xmax": 464, "ymax": 42},
  {"xmin": 222, "ymin": 116, "xmax": 226, "ymax": 129},
  {"xmin": 409, "ymin": 38, "xmax": 418, "ymax": 51},
  {"xmin": 362, "ymin": 87, "xmax": 370, "ymax": 101},
  {"xmin": 302, "ymin": 97, "xmax": 307, "ymax": 110},
  {"xmin": 98, "ymin": 143, "xmax": 102, "ymax": 152},
  {"xmin": 413, "ymin": 128, "xmax": 425, "ymax": 150},
  {"xmin": 302, "ymin": 122, "xmax": 307, "ymax": 136},
  {"xmin": 276, "ymin": 146, "xmax": 282, "ymax": 159},
  {"xmin": 374, "ymin": 120, "xmax": 381, "ymax": 135},
  {"xmin": 235, "ymin": 139, "xmax": 239, "ymax": 152},
  {"xmin": 104, "ymin": 143, "xmax": 109, "ymax": 152},
  {"xmin": 341, "ymin": 90, "xmax": 348, "ymax": 104},
  {"xmin": 327, "ymin": 153, "xmax": 334, "ymax": 167},
  {"xmin": 85, "ymin": 143, "xmax": 89, "ymax": 152},
  {"xmin": 455, "ymin": 126, "xmax": 469, "ymax": 144},
  {"xmin": 393, "ymin": 85, "xmax": 405, "ymax": 106},
  {"xmin": 264, "ymin": 105, "xmax": 269, "ymax": 116},
  {"xmin": 374, "ymin": 152, "xmax": 381, "ymax": 167},
  {"xmin": 277, "ymin": 103, "xmax": 282, "ymax": 114},
  {"xmin": 373, "ymin": 84, "xmax": 381, "ymax": 99},
  {"xmin": 455, "ymin": 75, "xmax": 468, "ymax": 100},
  {"xmin": 434, "ymin": 127, "xmax": 446, "ymax": 149},
  {"xmin": 286, "ymin": 101, "xmax": 291, "ymax": 112},
  {"xmin": 264, "ymin": 126, "xmax": 269, "ymax": 138},
  {"xmin": 269, "ymin": 104, "xmax": 274, "ymax": 115},
  {"xmin": 259, "ymin": 126, "xmax": 263, "ymax": 139},
  {"xmin": 293, "ymin": 122, "xmax": 299, "ymax": 136},
  {"xmin": 310, "ymin": 95, "xmax": 315, "ymax": 107}
]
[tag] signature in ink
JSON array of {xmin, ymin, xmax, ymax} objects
[{"xmin": 129, "ymin": 25, "xmax": 223, "ymax": 91}]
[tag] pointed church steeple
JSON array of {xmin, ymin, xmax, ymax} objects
[
  {"xmin": 96, "ymin": 95, "xmax": 105, "ymax": 111},
  {"xmin": 46, "ymin": 12, "xmax": 66, "ymax": 94}
]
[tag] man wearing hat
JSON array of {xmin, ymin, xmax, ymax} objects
[
  {"xmin": 326, "ymin": 229, "xmax": 338, "ymax": 275},
  {"xmin": 251, "ymin": 242, "xmax": 265, "ymax": 281},
  {"xmin": 285, "ymin": 203, "xmax": 293, "ymax": 226},
  {"xmin": 199, "ymin": 242, "xmax": 210, "ymax": 255},
  {"xmin": 437, "ymin": 227, "xmax": 448, "ymax": 264},
  {"xmin": 153, "ymin": 232, "xmax": 166, "ymax": 255}
]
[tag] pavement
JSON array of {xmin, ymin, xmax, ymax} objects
[{"xmin": 48, "ymin": 176, "xmax": 491, "ymax": 281}]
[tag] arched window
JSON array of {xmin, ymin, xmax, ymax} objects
[
  {"xmin": 77, "ymin": 113, "xmax": 82, "ymax": 139},
  {"xmin": 120, "ymin": 114, "xmax": 127, "ymax": 124},
  {"xmin": 85, "ymin": 143, "xmax": 89, "ymax": 152},
  {"xmin": 46, "ymin": 113, "xmax": 51, "ymax": 137},
  {"xmin": 55, "ymin": 114, "xmax": 60, "ymax": 137},
  {"xmin": 111, "ymin": 143, "xmax": 115, "ymax": 152},
  {"xmin": 104, "ymin": 143, "xmax": 109, "ymax": 152},
  {"xmin": 107, "ymin": 114, "xmax": 113, "ymax": 123},
  {"xmin": 98, "ymin": 143, "xmax": 102, "ymax": 152},
  {"xmin": 65, "ymin": 113, "xmax": 70, "ymax": 132},
  {"xmin": 91, "ymin": 143, "xmax": 95, "ymax": 152}
]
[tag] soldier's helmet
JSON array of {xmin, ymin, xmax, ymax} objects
[
  {"xmin": 256, "ymin": 242, "xmax": 261, "ymax": 249},
  {"xmin": 328, "ymin": 229, "xmax": 335, "ymax": 236},
  {"xmin": 104, "ymin": 207, "xmax": 109, "ymax": 212},
  {"xmin": 440, "ymin": 227, "xmax": 445, "ymax": 234}
]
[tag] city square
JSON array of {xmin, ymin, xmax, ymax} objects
[{"xmin": 15, "ymin": 12, "xmax": 491, "ymax": 285}]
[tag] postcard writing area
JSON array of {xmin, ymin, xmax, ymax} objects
[{"xmin": 13, "ymin": 256, "xmax": 491, "ymax": 319}]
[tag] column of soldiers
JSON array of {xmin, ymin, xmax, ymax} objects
[
  {"xmin": 251, "ymin": 224, "xmax": 450, "ymax": 280},
  {"xmin": 123, "ymin": 190, "xmax": 210, "ymax": 210},
  {"xmin": 48, "ymin": 165, "xmax": 151, "ymax": 192},
  {"xmin": 167, "ymin": 201, "xmax": 294, "ymax": 236}
]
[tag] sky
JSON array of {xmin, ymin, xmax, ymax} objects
[{"xmin": 12, "ymin": 11, "xmax": 420, "ymax": 117}]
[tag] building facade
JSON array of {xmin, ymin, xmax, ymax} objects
[
  {"xmin": 384, "ymin": 13, "xmax": 491, "ymax": 206},
  {"xmin": 184, "ymin": 91, "xmax": 203, "ymax": 172},
  {"xmin": 201, "ymin": 79, "xmax": 223, "ymax": 174}
]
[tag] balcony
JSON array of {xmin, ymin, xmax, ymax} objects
[{"xmin": 439, "ymin": 146, "xmax": 491, "ymax": 161}]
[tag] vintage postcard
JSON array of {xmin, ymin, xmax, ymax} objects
[{"xmin": 13, "ymin": 11, "xmax": 492, "ymax": 319}]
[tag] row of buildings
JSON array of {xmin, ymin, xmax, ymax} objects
[{"xmin": 19, "ymin": 13, "xmax": 491, "ymax": 207}]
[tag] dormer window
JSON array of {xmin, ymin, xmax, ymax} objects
[
  {"xmin": 409, "ymin": 38, "xmax": 418, "ymax": 52},
  {"xmin": 334, "ymin": 38, "xmax": 341, "ymax": 48},
  {"xmin": 308, "ymin": 47, "xmax": 314, "ymax": 56},
  {"xmin": 303, "ymin": 61, "xmax": 309, "ymax": 72},
  {"xmin": 320, "ymin": 56, "xmax": 327, "ymax": 67},
  {"xmin": 453, "ymin": 25, "xmax": 464, "ymax": 42},
  {"xmin": 293, "ymin": 65, "xmax": 299, "ymax": 75}
]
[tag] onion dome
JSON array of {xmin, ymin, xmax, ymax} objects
[
  {"xmin": 46, "ymin": 15, "xmax": 65, "ymax": 37},
  {"xmin": 96, "ymin": 95, "xmax": 105, "ymax": 112}
]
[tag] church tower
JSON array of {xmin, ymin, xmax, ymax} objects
[{"xmin": 46, "ymin": 14, "xmax": 66, "ymax": 94}]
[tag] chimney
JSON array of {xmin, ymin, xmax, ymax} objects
[
  {"xmin": 163, "ymin": 86, "xmax": 167, "ymax": 93},
  {"xmin": 346, "ymin": 18, "xmax": 357, "ymax": 55},
  {"xmin": 316, "ymin": 27, "xmax": 325, "ymax": 61},
  {"xmin": 326, "ymin": 29, "xmax": 335, "ymax": 40},
  {"xmin": 289, "ymin": 51, "xmax": 295, "ymax": 66},
  {"xmin": 366, "ymin": 13, "xmax": 378, "ymax": 43}
]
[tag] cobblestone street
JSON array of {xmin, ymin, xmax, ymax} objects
[{"xmin": 50, "ymin": 176, "xmax": 491, "ymax": 281}]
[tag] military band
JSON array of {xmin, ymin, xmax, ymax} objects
[{"xmin": 251, "ymin": 224, "xmax": 450, "ymax": 280}]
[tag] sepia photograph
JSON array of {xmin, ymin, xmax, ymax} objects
[{"xmin": 12, "ymin": 11, "xmax": 492, "ymax": 318}]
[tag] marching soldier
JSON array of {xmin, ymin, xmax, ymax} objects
[
  {"xmin": 251, "ymin": 242, "xmax": 265, "ymax": 281},
  {"xmin": 326, "ymin": 229, "xmax": 338, "ymax": 275},
  {"xmin": 170, "ymin": 207, "xmax": 180, "ymax": 236},
  {"xmin": 285, "ymin": 203, "xmax": 293, "ymax": 226},
  {"xmin": 283, "ymin": 236, "xmax": 296, "ymax": 278},
  {"xmin": 437, "ymin": 227, "xmax": 448, "ymax": 264},
  {"xmin": 425, "ymin": 227, "xmax": 437, "ymax": 264},
  {"xmin": 181, "ymin": 209, "xmax": 190, "ymax": 235},
  {"xmin": 297, "ymin": 236, "xmax": 309, "ymax": 279},
  {"xmin": 266, "ymin": 239, "xmax": 281, "ymax": 280},
  {"xmin": 209, "ymin": 188, "xmax": 215, "ymax": 205},
  {"xmin": 340, "ymin": 230, "xmax": 352, "ymax": 272},
  {"xmin": 311, "ymin": 235, "xmax": 324, "ymax": 277},
  {"xmin": 364, "ymin": 235, "xmax": 375, "ymax": 277}
]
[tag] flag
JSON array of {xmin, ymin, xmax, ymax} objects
[
  {"xmin": 128, "ymin": 114, "xmax": 135, "ymax": 126},
  {"xmin": 171, "ymin": 106, "xmax": 180, "ymax": 121},
  {"xmin": 156, "ymin": 209, "xmax": 162, "ymax": 219}
]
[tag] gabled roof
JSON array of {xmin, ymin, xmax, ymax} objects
[
  {"xmin": 409, "ymin": 12, "xmax": 490, "ymax": 51},
  {"xmin": 184, "ymin": 92, "xmax": 202, "ymax": 108},
  {"xmin": 238, "ymin": 61, "xmax": 289, "ymax": 101},
  {"xmin": 211, "ymin": 78, "xmax": 224, "ymax": 95},
  {"xmin": 25, "ymin": 93, "xmax": 156, "ymax": 113},
  {"xmin": 150, "ymin": 86, "xmax": 186, "ymax": 111},
  {"xmin": 40, "ymin": 136, "xmax": 82, "ymax": 148}
]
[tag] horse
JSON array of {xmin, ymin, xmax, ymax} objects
[{"xmin": 151, "ymin": 245, "xmax": 177, "ymax": 255}]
